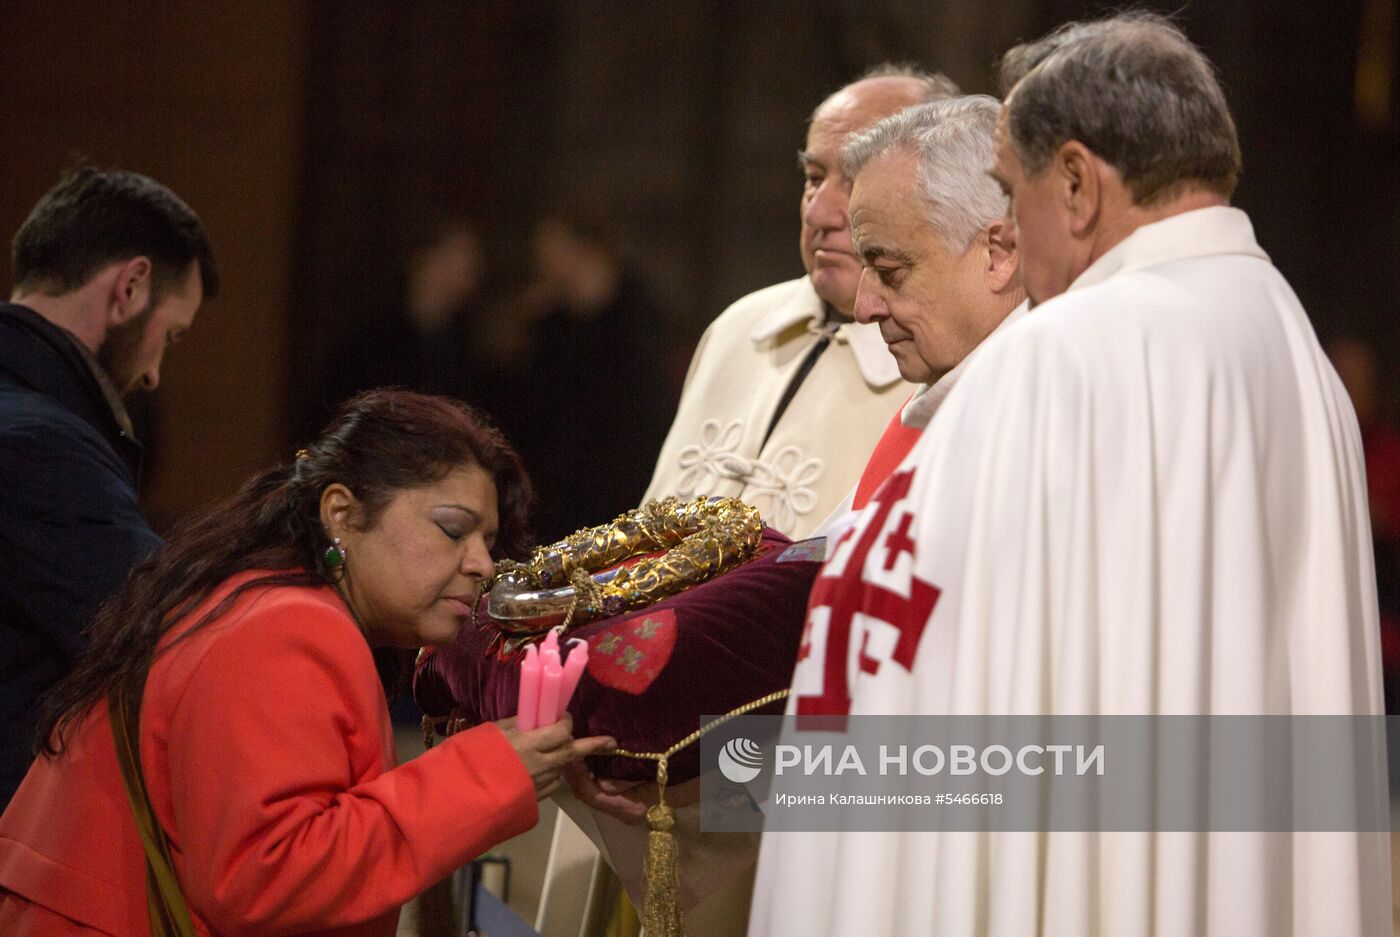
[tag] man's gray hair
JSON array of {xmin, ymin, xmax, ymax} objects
[
  {"xmin": 809, "ymin": 63, "xmax": 960, "ymax": 123},
  {"xmin": 998, "ymin": 12, "xmax": 1241, "ymax": 204},
  {"xmin": 840, "ymin": 95, "xmax": 1007, "ymax": 253}
]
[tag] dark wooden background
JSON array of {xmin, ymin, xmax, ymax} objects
[{"xmin": 2, "ymin": 0, "xmax": 1395, "ymax": 524}]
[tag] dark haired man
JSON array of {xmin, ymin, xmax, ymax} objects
[{"xmin": 0, "ymin": 167, "xmax": 218, "ymax": 809}]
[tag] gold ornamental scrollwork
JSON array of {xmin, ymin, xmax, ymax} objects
[{"xmin": 483, "ymin": 496, "xmax": 763, "ymax": 654}]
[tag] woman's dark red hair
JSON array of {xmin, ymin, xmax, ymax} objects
[{"xmin": 36, "ymin": 389, "xmax": 532, "ymax": 755}]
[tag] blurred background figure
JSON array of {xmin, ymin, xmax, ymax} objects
[
  {"xmin": 329, "ymin": 215, "xmax": 489, "ymax": 405},
  {"xmin": 488, "ymin": 209, "xmax": 674, "ymax": 543},
  {"xmin": 1328, "ymin": 335, "xmax": 1400, "ymax": 711}
]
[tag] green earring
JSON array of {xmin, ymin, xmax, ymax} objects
[{"xmin": 324, "ymin": 537, "xmax": 346, "ymax": 571}]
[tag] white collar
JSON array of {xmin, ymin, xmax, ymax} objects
[
  {"xmin": 1067, "ymin": 205, "xmax": 1268, "ymax": 295},
  {"xmin": 748, "ymin": 277, "xmax": 904, "ymax": 389},
  {"xmin": 902, "ymin": 299, "xmax": 1031, "ymax": 430}
]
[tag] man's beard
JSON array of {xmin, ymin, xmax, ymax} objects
[{"xmin": 97, "ymin": 300, "xmax": 154, "ymax": 397}]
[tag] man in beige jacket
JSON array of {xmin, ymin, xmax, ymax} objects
[{"xmin": 643, "ymin": 65, "xmax": 957, "ymax": 538}]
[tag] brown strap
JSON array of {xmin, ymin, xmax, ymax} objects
[{"xmin": 109, "ymin": 682, "xmax": 198, "ymax": 937}]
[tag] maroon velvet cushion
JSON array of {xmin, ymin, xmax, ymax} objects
[{"xmin": 415, "ymin": 528, "xmax": 818, "ymax": 783}]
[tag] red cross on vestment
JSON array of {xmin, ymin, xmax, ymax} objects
[{"xmin": 796, "ymin": 468, "xmax": 941, "ymax": 717}]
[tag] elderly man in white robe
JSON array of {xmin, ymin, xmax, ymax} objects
[
  {"xmin": 750, "ymin": 12, "xmax": 1389, "ymax": 937},
  {"xmin": 814, "ymin": 95, "xmax": 1027, "ymax": 529}
]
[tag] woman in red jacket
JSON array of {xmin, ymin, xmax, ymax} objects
[{"xmin": 0, "ymin": 389, "xmax": 613, "ymax": 936}]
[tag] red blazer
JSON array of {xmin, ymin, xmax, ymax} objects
[{"xmin": 0, "ymin": 572, "xmax": 537, "ymax": 936}]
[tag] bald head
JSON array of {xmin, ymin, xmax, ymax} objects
[
  {"xmin": 801, "ymin": 69, "xmax": 959, "ymax": 315},
  {"xmin": 811, "ymin": 76, "xmax": 941, "ymax": 128}
]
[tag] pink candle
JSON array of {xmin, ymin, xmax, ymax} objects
[
  {"xmin": 537, "ymin": 657, "xmax": 564, "ymax": 727},
  {"xmin": 555, "ymin": 640, "xmax": 589, "ymax": 720},
  {"xmin": 540, "ymin": 627, "xmax": 562, "ymax": 673},
  {"xmin": 517, "ymin": 644, "xmax": 542, "ymax": 731}
]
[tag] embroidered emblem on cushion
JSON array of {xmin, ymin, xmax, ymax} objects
[{"xmin": 587, "ymin": 609, "xmax": 678, "ymax": 694}]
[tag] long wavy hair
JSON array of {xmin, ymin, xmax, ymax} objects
[{"xmin": 36, "ymin": 389, "xmax": 533, "ymax": 756}]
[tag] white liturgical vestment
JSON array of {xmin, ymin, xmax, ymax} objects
[{"xmin": 749, "ymin": 207, "xmax": 1390, "ymax": 937}]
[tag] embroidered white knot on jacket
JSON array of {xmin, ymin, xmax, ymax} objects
[
  {"xmin": 739, "ymin": 445, "xmax": 824, "ymax": 533},
  {"xmin": 675, "ymin": 418, "xmax": 748, "ymax": 497}
]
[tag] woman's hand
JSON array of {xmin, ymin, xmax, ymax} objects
[{"xmin": 496, "ymin": 715, "xmax": 615, "ymax": 800}]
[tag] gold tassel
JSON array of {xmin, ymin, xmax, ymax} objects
[
  {"xmin": 611, "ymin": 689, "xmax": 791, "ymax": 937},
  {"xmin": 640, "ymin": 757, "xmax": 684, "ymax": 937}
]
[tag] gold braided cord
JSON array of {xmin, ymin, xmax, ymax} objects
[
  {"xmin": 422, "ymin": 687, "xmax": 793, "ymax": 762},
  {"xmin": 611, "ymin": 688, "xmax": 791, "ymax": 764},
  {"xmin": 419, "ymin": 689, "xmax": 790, "ymax": 758},
  {"xmin": 559, "ymin": 568, "xmax": 603, "ymax": 631},
  {"xmin": 615, "ymin": 686, "xmax": 790, "ymax": 937}
]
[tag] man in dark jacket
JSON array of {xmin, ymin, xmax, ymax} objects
[{"xmin": 0, "ymin": 167, "xmax": 218, "ymax": 809}]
